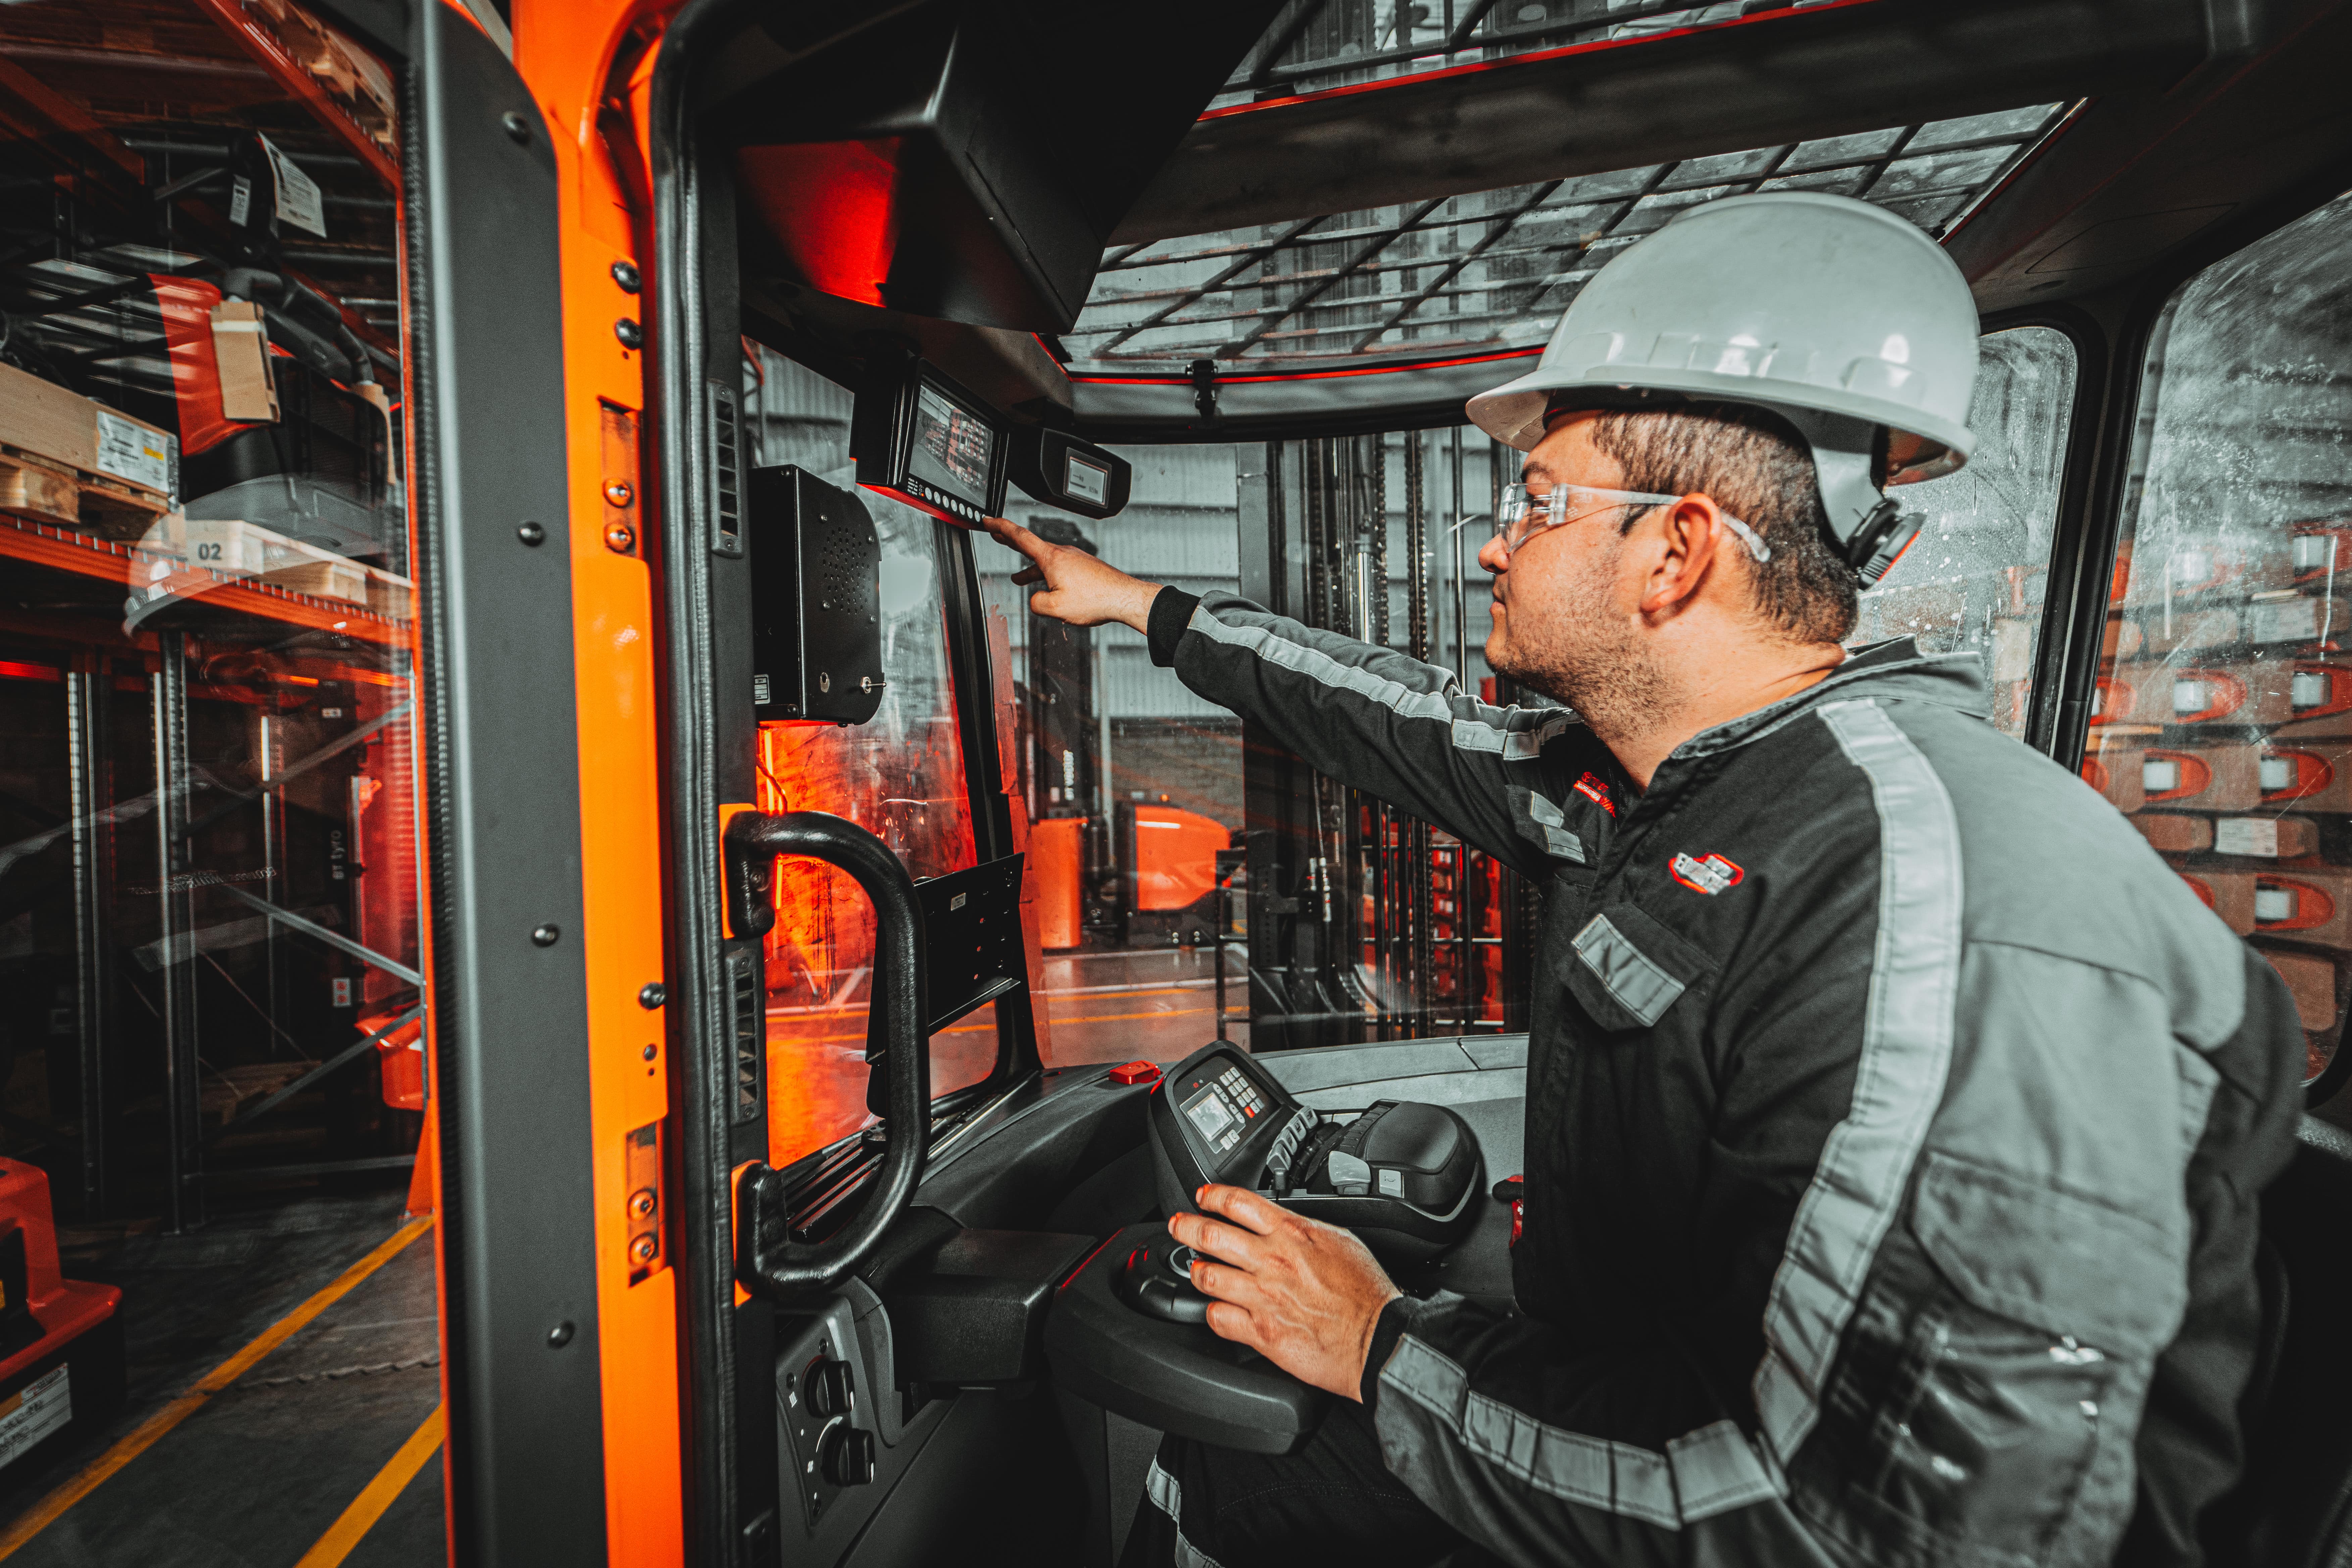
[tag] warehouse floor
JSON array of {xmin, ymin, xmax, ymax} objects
[{"xmin": 0, "ymin": 1186, "xmax": 441, "ymax": 1567}]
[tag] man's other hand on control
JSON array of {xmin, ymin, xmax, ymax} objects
[
  {"xmin": 1171, "ymin": 1184, "xmax": 1403, "ymax": 1402},
  {"xmin": 983, "ymin": 515, "xmax": 1164, "ymax": 631}
]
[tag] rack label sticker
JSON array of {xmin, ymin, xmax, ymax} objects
[
  {"xmin": 2215, "ymin": 818, "xmax": 2281, "ymax": 857},
  {"xmin": 259, "ymin": 135, "xmax": 327, "ymax": 238},
  {"xmin": 0, "ymin": 1366, "xmax": 70, "ymax": 1472},
  {"xmin": 93, "ymin": 409, "xmax": 175, "ymax": 496},
  {"xmin": 1669, "ymin": 852, "xmax": 1744, "ymax": 895}
]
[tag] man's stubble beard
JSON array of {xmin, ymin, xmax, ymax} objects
[{"xmin": 1487, "ymin": 542, "xmax": 1671, "ymax": 740}]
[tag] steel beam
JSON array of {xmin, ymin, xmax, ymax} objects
[
  {"xmin": 151, "ymin": 633, "xmax": 202, "ymax": 1231},
  {"xmin": 65, "ymin": 659, "xmax": 115, "ymax": 1220}
]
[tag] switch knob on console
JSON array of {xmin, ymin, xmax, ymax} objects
[
  {"xmin": 1116, "ymin": 1234, "xmax": 1214, "ymax": 1324},
  {"xmin": 804, "ymin": 1357, "xmax": 855, "ymax": 1418},
  {"xmin": 820, "ymin": 1423, "xmax": 877, "ymax": 1486}
]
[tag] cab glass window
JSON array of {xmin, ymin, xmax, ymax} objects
[
  {"xmin": 2085, "ymin": 189, "xmax": 2352, "ymax": 1088},
  {"xmin": 1849, "ymin": 324, "xmax": 2078, "ymax": 736},
  {"xmin": 974, "ymin": 451, "xmax": 1250, "ymax": 1066},
  {"xmin": 972, "ymin": 427, "xmax": 1519, "ymax": 1063},
  {"xmin": 745, "ymin": 346, "xmax": 998, "ymax": 1165},
  {"xmin": 0, "ymin": 3, "xmax": 420, "ymax": 1224}
]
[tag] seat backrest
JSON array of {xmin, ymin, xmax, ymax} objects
[{"xmin": 2203, "ymin": 1117, "xmax": 2352, "ymax": 1567}]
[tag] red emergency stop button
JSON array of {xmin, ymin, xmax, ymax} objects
[{"xmin": 1109, "ymin": 1060, "xmax": 1161, "ymax": 1086}]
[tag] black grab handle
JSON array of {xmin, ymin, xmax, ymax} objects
[{"xmin": 727, "ymin": 811, "xmax": 929, "ymax": 1300}]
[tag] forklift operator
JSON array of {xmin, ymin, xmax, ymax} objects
[{"xmin": 988, "ymin": 192, "xmax": 2304, "ymax": 1568}]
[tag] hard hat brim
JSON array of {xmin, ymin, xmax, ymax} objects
[{"xmin": 1467, "ymin": 363, "xmax": 1976, "ymax": 483}]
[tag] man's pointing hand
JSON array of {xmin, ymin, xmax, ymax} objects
[{"xmin": 983, "ymin": 515, "xmax": 1164, "ymax": 632}]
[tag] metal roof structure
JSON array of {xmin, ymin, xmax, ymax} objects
[
  {"xmin": 1066, "ymin": 100, "xmax": 2071, "ymax": 375},
  {"xmin": 1212, "ymin": 0, "xmax": 1854, "ymax": 106}
]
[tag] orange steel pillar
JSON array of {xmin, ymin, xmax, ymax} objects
[{"xmin": 503, "ymin": 3, "xmax": 684, "ymax": 1560}]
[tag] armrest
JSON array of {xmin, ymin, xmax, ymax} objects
[{"xmin": 881, "ymin": 1228, "xmax": 1095, "ymax": 1385}]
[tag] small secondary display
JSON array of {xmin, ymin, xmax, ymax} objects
[
  {"xmin": 1179, "ymin": 1061, "xmax": 1267, "ymax": 1176},
  {"xmin": 1008, "ymin": 426, "xmax": 1130, "ymax": 521},
  {"xmin": 1065, "ymin": 452, "xmax": 1110, "ymax": 506}
]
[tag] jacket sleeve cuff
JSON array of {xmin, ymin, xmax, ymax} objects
[
  {"xmin": 1147, "ymin": 587, "xmax": 1199, "ymax": 668},
  {"xmin": 1360, "ymin": 1295, "xmax": 1415, "ymax": 1411}
]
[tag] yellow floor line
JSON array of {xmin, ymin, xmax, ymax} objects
[
  {"xmin": 0, "ymin": 1215, "xmax": 434, "ymax": 1559},
  {"xmin": 292, "ymin": 1404, "xmax": 444, "ymax": 1568}
]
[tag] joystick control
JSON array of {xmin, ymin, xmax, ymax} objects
[{"xmin": 1115, "ymin": 1232, "xmax": 1213, "ymax": 1324}]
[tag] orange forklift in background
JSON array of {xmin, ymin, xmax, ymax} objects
[{"xmin": 16, "ymin": 0, "xmax": 2352, "ymax": 1564}]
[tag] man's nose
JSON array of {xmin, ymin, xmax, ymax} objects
[{"xmin": 1476, "ymin": 535, "xmax": 1511, "ymax": 576}]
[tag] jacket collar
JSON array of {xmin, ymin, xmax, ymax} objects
[{"xmin": 1669, "ymin": 638, "xmax": 1990, "ymax": 762}]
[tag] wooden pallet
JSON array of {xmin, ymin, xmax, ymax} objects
[{"xmin": 0, "ymin": 446, "xmax": 170, "ymax": 535}]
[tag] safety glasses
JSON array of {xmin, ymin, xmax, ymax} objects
[{"xmin": 1495, "ymin": 482, "xmax": 1772, "ymax": 564}]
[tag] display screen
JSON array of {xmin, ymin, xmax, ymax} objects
[
  {"xmin": 1065, "ymin": 452, "xmax": 1109, "ymax": 506},
  {"xmin": 907, "ymin": 381, "xmax": 996, "ymax": 512},
  {"xmin": 1179, "ymin": 1059, "xmax": 1266, "ymax": 1173}
]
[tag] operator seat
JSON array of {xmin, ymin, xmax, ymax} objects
[{"xmin": 2197, "ymin": 1116, "xmax": 2352, "ymax": 1565}]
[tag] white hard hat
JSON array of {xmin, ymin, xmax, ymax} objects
[{"xmin": 1467, "ymin": 191, "xmax": 1980, "ymax": 584}]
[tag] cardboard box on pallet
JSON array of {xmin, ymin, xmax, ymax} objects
[
  {"xmin": 2083, "ymin": 738, "xmax": 2149, "ymax": 814},
  {"xmin": 2104, "ymin": 661, "xmax": 2298, "ymax": 727},
  {"xmin": 2260, "ymin": 947, "xmax": 2339, "ymax": 1033},
  {"xmin": 2137, "ymin": 813, "xmax": 2320, "ymax": 861},
  {"xmin": 2252, "ymin": 866, "xmax": 2352, "ymax": 949},
  {"xmin": 2260, "ymin": 742, "xmax": 2352, "ymax": 814},
  {"xmin": 0, "ymin": 361, "xmax": 175, "ymax": 532},
  {"xmin": 2144, "ymin": 743, "xmax": 2266, "ymax": 813},
  {"xmin": 2271, "ymin": 658, "xmax": 2352, "ymax": 741},
  {"xmin": 2182, "ymin": 868, "xmax": 2259, "ymax": 933}
]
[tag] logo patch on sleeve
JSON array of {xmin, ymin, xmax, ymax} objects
[
  {"xmin": 1572, "ymin": 772, "xmax": 1616, "ymax": 816},
  {"xmin": 1669, "ymin": 852, "xmax": 1744, "ymax": 895}
]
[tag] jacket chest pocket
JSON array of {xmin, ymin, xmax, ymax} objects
[{"xmin": 1558, "ymin": 901, "xmax": 1713, "ymax": 1032}]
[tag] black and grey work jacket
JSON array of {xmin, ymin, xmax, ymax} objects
[{"xmin": 1147, "ymin": 587, "xmax": 2304, "ymax": 1568}]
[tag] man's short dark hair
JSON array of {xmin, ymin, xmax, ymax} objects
[{"xmin": 1579, "ymin": 401, "xmax": 1858, "ymax": 645}]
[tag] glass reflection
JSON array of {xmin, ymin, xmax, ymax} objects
[
  {"xmin": 745, "ymin": 348, "xmax": 995, "ymax": 1165},
  {"xmin": 2084, "ymin": 190, "xmax": 2352, "ymax": 1086}
]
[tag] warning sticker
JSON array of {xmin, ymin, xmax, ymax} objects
[
  {"xmin": 259, "ymin": 134, "xmax": 327, "ymax": 238},
  {"xmin": 94, "ymin": 408, "xmax": 176, "ymax": 497},
  {"xmin": 0, "ymin": 1366, "xmax": 70, "ymax": 1472}
]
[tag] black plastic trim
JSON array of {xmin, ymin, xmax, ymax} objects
[
  {"xmin": 407, "ymin": 6, "xmax": 607, "ymax": 1560},
  {"xmin": 1977, "ymin": 301, "xmax": 2115, "ymax": 761},
  {"xmin": 880, "ymin": 1229, "xmax": 1095, "ymax": 1385},
  {"xmin": 647, "ymin": 2, "xmax": 771, "ymax": 1561}
]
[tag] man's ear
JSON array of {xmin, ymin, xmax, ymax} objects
[{"xmin": 1636, "ymin": 497, "xmax": 1722, "ymax": 617}]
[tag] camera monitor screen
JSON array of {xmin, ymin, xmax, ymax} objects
[
  {"xmin": 853, "ymin": 361, "xmax": 1010, "ymax": 528},
  {"xmin": 908, "ymin": 381, "xmax": 997, "ymax": 516}
]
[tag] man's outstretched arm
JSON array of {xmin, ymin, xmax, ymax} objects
[{"xmin": 984, "ymin": 517, "xmax": 1601, "ymax": 875}]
